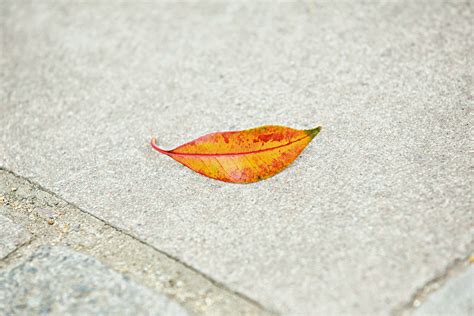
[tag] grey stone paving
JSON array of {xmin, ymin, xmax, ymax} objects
[
  {"xmin": 0, "ymin": 210, "xmax": 31, "ymax": 259},
  {"xmin": 413, "ymin": 266, "xmax": 474, "ymax": 316},
  {"xmin": 0, "ymin": 245, "xmax": 188, "ymax": 316},
  {"xmin": 1, "ymin": 1, "xmax": 472, "ymax": 315}
]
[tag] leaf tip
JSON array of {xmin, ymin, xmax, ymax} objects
[{"xmin": 305, "ymin": 126, "xmax": 322, "ymax": 139}]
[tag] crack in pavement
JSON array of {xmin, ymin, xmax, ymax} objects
[{"xmin": 392, "ymin": 248, "xmax": 473, "ymax": 316}]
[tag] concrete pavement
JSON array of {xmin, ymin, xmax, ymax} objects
[{"xmin": 1, "ymin": 1, "xmax": 472, "ymax": 315}]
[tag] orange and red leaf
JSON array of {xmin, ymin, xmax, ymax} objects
[{"xmin": 151, "ymin": 125, "xmax": 321, "ymax": 183}]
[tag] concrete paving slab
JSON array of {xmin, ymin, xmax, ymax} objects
[
  {"xmin": 0, "ymin": 245, "xmax": 188, "ymax": 316},
  {"xmin": 1, "ymin": 1, "xmax": 472, "ymax": 315},
  {"xmin": 413, "ymin": 266, "xmax": 474, "ymax": 316}
]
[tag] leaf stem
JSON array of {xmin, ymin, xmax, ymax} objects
[{"xmin": 150, "ymin": 138, "xmax": 170, "ymax": 155}]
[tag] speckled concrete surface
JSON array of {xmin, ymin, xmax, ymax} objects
[{"xmin": 1, "ymin": 2, "xmax": 472, "ymax": 315}]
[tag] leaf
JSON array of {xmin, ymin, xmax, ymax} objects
[{"xmin": 150, "ymin": 125, "xmax": 322, "ymax": 183}]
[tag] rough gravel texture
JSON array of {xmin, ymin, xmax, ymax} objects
[
  {"xmin": 0, "ymin": 210, "xmax": 31, "ymax": 259},
  {"xmin": 0, "ymin": 246, "xmax": 188, "ymax": 316},
  {"xmin": 1, "ymin": 2, "xmax": 472, "ymax": 315}
]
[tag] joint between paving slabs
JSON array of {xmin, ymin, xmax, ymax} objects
[
  {"xmin": 0, "ymin": 167, "xmax": 276, "ymax": 316},
  {"xmin": 392, "ymin": 250, "xmax": 473, "ymax": 316}
]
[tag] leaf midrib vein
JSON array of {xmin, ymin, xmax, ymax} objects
[{"xmin": 167, "ymin": 135, "xmax": 310, "ymax": 157}]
